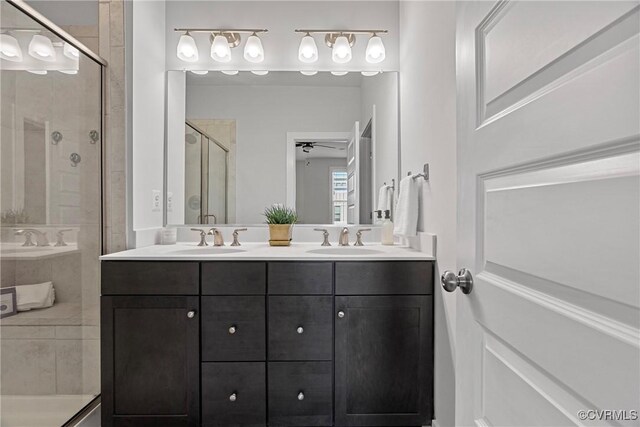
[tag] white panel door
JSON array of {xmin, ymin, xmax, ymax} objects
[
  {"xmin": 455, "ymin": 2, "xmax": 640, "ymax": 426},
  {"xmin": 347, "ymin": 121, "xmax": 360, "ymax": 224}
]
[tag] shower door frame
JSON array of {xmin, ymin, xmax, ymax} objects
[{"xmin": 4, "ymin": 0, "xmax": 108, "ymax": 424}]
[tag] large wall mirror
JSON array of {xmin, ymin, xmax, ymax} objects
[{"xmin": 166, "ymin": 71, "xmax": 399, "ymax": 226}]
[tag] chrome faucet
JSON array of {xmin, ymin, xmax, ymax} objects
[
  {"xmin": 55, "ymin": 229, "xmax": 73, "ymax": 247},
  {"xmin": 354, "ymin": 228, "xmax": 371, "ymax": 246},
  {"xmin": 231, "ymin": 228, "xmax": 247, "ymax": 246},
  {"xmin": 191, "ymin": 228, "xmax": 208, "ymax": 246},
  {"xmin": 15, "ymin": 229, "xmax": 49, "ymax": 247},
  {"xmin": 314, "ymin": 228, "xmax": 331, "ymax": 246},
  {"xmin": 339, "ymin": 227, "xmax": 350, "ymax": 246},
  {"xmin": 208, "ymin": 228, "xmax": 225, "ymax": 246}
]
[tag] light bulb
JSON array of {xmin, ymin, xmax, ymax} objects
[
  {"xmin": 331, "ymin": 71, "xmax": 348, "ymax": 76},
  {"xmin": 300, "ymin": 70, "xmax": 317, "ymax": 76},
  {"xmin": 177, "ymin": 33, "xmax": 199, "ymax": 62},
  {"xmin": 243, "ymin": 34, "xmax": 264, "ymax": 63},
  {"xmin": 221, "ymin": 70, "xmax": 238, "ymax": 75},
  {"xmin": 365, "ymin": 35, "xmax": 385, "ymax": 64},
  {"xmin": 0, "ymin": 34, "xmax": 23, "ymax": 62},
  {"xmin": 298, "ymin": 34, "xmax": 318, "ymax": 63},
  {"xmin": 251, "ymin": 70, "xmax": 269, "ymax": 75},
  {"xmin": 332, "ymin": 35, "xmax": 352, "ymax": 64},
  {"xmin": 63, "ymin": 42, "xmax": 79, "ymax": 59},
  {"xmin": 190, "ymin": 70, "xmax": 208, "ymax": 75},
  {"xmin": 211, "ymin": 34, "xmax": 231, "ymax": 62},
  {"xmin": 28, "ymin": 34, "xmax": 56, "ymax": 61}
]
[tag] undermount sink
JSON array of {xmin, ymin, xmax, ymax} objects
[
  {"xmin": 306, "ymin": 247, "xmax": 384, "ymax": 255},
  {"xmin": 171, "ymin": 247, "xmax": 246, "ymax": 255}
]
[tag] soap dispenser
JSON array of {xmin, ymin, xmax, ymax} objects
[
  {"xmin": 381, "ymin": 209, "xmax": 394, "ymax": 245},
  {"xmin": 374, "ymin": 210, "xmax": 383, "ymax": 225}
]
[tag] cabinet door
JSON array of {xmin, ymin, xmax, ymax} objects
[
  {"xmin": 335, "ymin": 296, "xmax": 433, "ymax": 426},
  {"xmin": 101, "ymin": 296, "xmax": 200, "ymax": 427}
]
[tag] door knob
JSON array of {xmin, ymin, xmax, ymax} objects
[{"xmin": 441, "ymin": 269, "xmax": 474, "ymax": 294}]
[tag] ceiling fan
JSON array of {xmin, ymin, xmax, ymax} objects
[{"xmin": 295, "ymin": 141, "xmax": 346, "ymax": 153}]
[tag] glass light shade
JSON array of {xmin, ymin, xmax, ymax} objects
[
  {"xmin": 332, "ymin": 36, "xmax": 352, "ymax": 64},
  {"xmin": 361, "ymin": 71, "xmax": 380, "ymax": 76},
  {"xmin": 63, "ymin": 42, "xmax": 79, "ymax": 59},
  {"xmin": 300, "ymin": 70, "xmax": 317, "ymax": 76},
  {"xmin": 0, "ymin": 34, "xmax": 23, "ymax": 62},
  {"xmin": 190, "ymin": 70, "xmax": 209, "ymax": 75},
  {"xmin": 251, "ymin": 70, "xmax": 269, "ymax": 75},
  {"xmin": 298, "ymin": 35, "xmax": 318, "ymax": 63},
  {"xmin": 221, "ymin": 70, "xmax": 238, "ymax": 75},
  {"xmin": 27, "ymin": 69, "xmax": 47, "ymax": 75},
  {"xmin": 177, "ymin": 33, "xmax": 199, "ymax": 62},
  {"xmin": 211, "ymin": 34, "xmax": 231, "ymax": 62},
  {"xmin": 331, "ymin": 71, "xmax": 348, "ymax": 76},
  {"xmin": 243, "ymin": 34, "xmax": 264, "ymax": 63},
  {"xmin": 365, "ymin": 35, "xmax": 385, "ymax": 63},
  {"xmin": 28, "ymin": 34, "xmax": 56, "ymax": 61},
  {"xmin": 59, "ymin": 69, "xmax": 78, "ymax": 75}
]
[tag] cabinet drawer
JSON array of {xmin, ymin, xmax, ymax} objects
[
  {"xmin": 268, "ymin": 296, "xmax": 332, "ymax": 361},
  {"xmin": 268, "ymin": 362, "xmax": 332, "ymax": 426},
  {"xmin": 335, "ymin": 261, "xmax": 433, "ymax": 295},
  {"xmin": 202, "ymin": 296, "xmax": 265, "ymax": 361},
  {"xmin": 101, "ymin": 261, "xmax": 199, "ymax": 295},
  {"xmin": 202, "ymin": 262, "xmax": 266, "ymax": 295},
  {"xmin": 202, "ymin": 362, "xmax": 266, "ymax": 427},
  {"xmin": 268, "ymin": 262, "xmax": 332, "ymax": 294}
]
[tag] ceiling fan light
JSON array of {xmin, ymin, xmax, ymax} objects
[
  {"xmin": 365, "ymin": 35, "xmax": 385, "ymax": 64},
  {"xmin": 332, "ymin": 35, "xmax": 352, "ymax": 64},
  {"xmin": 0, "ymin": 33, "xmax": 23, "ymax": 62},
  {"xmin": 211, "ymin": 34, "xmax": 231, "ymax": 62},
  {"xmin": 28, "ymin": 34, "xmax": 56, "ymax": 62},
  {"xmin": 298, "ymin": 34, "xmax": 318, "ymax": 63},
  {"xmin": 177, "ymin": 33, "xmax": 199, "ymax": 62},
  {"xmin": 63, "ymin": 42, "xmax": 80, "ymax": 59},
  {"xmin": 244, "ymin": 34, "xmax": 264, "ymax": 63}
]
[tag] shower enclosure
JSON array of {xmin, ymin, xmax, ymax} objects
[{"xmin": 0, "ymin": 1, "xmax": 104, "ymax": 425}]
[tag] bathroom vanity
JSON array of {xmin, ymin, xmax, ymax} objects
[{"xmin": 100, "ymin": 244, "xmax": 433, "ymax": 427}]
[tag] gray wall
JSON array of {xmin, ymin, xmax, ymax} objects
[{"xmin": 296, "ymin": 158, "xmax": 348, "ymax": 224}]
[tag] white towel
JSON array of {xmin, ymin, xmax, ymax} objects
[
  {"xmin": 376, "ymin": 185, "xmax": 391, "ymax": 212},
  {"xmin": 393, "ymin": 176, "xmax": 419, "ymax": 237},
  {"xmin": 15, "ymin": 282, "xmax": 55, "ymax": 312}
]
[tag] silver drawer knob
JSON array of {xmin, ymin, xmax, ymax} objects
[
  {"xmin": 298, "ymin": 391, "xmax": 305, "ymax": 401},
  {"xmin": 337, "ymin": 311, "xmax": 345, "ymax": 318},
  {"xmin": 296, "ymin": 326, "xmax": 304, "ymax": 334},
  {"xmin": 229, "ymin": 392, "xmax": 237, "ymax": 402},
  {"xmin": 229, "ymin": 325, "xmax": 237, "ymax": 334},
  {"xmin": 187, "ymin": 310, "xmax": 196, "ymax": 319}
]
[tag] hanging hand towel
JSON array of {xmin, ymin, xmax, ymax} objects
[
  {"xmin": 15, "ymin": 281, "xmax": 55, "ymax": 312},
  {"xmin": 376, "ymin": 184, "xmax": 391, "ymax": 212},
  {"xmin": 393, "ymin": 175, "xmax": 419, "ymax": 237}
]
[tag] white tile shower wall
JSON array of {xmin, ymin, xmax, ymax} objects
[{"xmin": 400, "ymin": 2, "xmax": 457, "ymax": 426}]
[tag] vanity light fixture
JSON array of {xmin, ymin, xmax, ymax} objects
[
  {"xmin": 244, "ymin": 33, "xmax": 264, "ymax": 63},
  {"xmin": 331, "ymin": 71, "xmax": 348, "ymax": 76},
  {"xmin": 63, "ymin": 42, "xmax": 80, "ymax": 60},
  {"xmin": 294, "ymin": 29, "xmax": 387, "ymax": 65},
  {"xmin": 190, "ymin": 70, "xmax": 209, "ymax": 75},
  {"xmin": 26, "ymin": 69, "xmax": 47, "ymax": 75},
  {"xmin": 28, "ymin": 34, "xmax": 56, "ymax": 61},
  {"xmin": 174, "ymin": 28, "xmax": 268, "ymax": 64},
  {"xmin": 176, "ymin": 32, "xmax": 199, "ymax": 62},
  {"xmin": 298, "ymin": 33, "xmax": 318, "ymax": 63},
  {"xmin": 59, "ymin": 69, "xmax": 78, "ymax": 75},
  {"xmin": 0, "ymin": 33, "xmax": 23, "ymax": 62},
  {"xmin": 361, "ymin": 71, "xmax": 380, "ymax": 76},
  {"xmin": 251, "ymin": 70, "xmax": 269, "ymax": 75},
  {"xmin": 300, "ymin": 70, "xmax": 318, "ymax": 76},
  {"xmin": 365, "ymin": 34, "xmax": 385, "ymax": 63},
  {"xmin": 221, "ymin": 70, "xmax": 239, "ymax": 75}
]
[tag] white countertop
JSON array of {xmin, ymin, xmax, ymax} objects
[{"xmin": 100, "ymin": 242, "xmax": 433, "ymax": 261}]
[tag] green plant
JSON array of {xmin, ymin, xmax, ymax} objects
[
  {"xmin": 1, "ymin": 208, "xmax": 30, "ymax": 225},
  {"xmin": 263, "ymin": 204, "xmax": 298, "ymax": 224}
]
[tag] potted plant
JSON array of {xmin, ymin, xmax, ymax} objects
[{"xmin": 264, "ymin": 204, "xmax": 297, "ymax": 246}]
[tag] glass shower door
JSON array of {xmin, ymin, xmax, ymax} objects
[{"xmin": 0, "ymin": 2, "xmax": 103, "ymax": 425}]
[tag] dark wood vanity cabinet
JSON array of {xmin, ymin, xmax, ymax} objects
[{"xmin": 101, "ymin": 260, "xmax": 433, "ymax": 427}]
